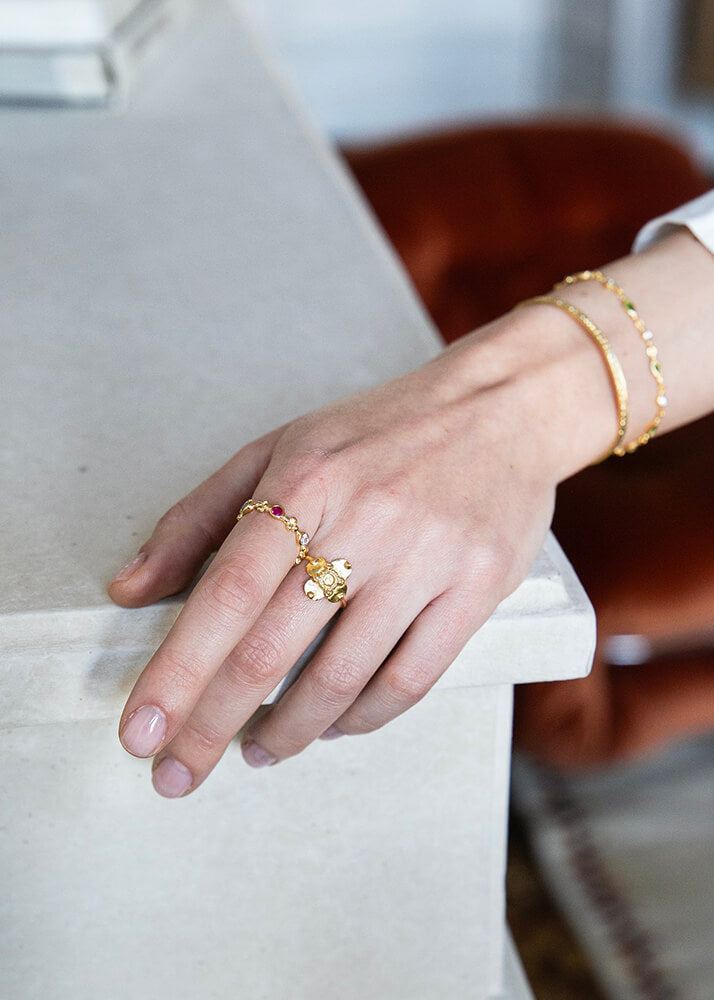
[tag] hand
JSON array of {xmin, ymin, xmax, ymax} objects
[{"xmin": 109, "ymin": 308, "xmax": 612, "ymax": 797}]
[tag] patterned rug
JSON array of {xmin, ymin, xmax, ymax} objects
[
  {"xmin": 510, "ymin": 734, "xmax": 714, "ymax": 1000},
  {"xmin": 507, "ymin": 816, "xmax": 606, "ymax": 1000}
]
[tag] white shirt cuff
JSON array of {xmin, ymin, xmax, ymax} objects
[{"xmin": 633, "ymin": 189, "xmax": 714, "ymax": 257}]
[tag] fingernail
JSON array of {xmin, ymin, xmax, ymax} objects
[
  {"xmin": 319, "ymin": 725, "xmax": 345, "ymax": 741},
  {"xmin": 111, "ymin": 550, "xmax": 148, "ymax": 583},
  {"xmin": 152, "ymin": 757, "xmax": 192, "ymax": 798},
  {"xmin": 120, "ymin": 705, "xmax": 167, "ymax": 757},
  {"xmin": 242, "ymin": 740, "xmax": 277, "ymax": 768}
]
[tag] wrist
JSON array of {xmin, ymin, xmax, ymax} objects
[{"xmin": 428, "ymin": 305, "xmax": 621, "ymax": 483}]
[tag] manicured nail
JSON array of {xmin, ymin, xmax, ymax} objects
[
  {"xmin": 242, "ymin": 740, "xmax": 277, "ymax": 768},
  {"xmin": 120, "ymin": 705, "xmax": 167, "ymax": 757},
  {"xmin": 319, "ymin": 725, "xmax": 345, "ymax": 741},
  {"xmin": 152, "ymin": 757, "xmax": 192, "ymax": 798},
  {"xmin": 111, "ymin": 550, "xmax": 147, "ymax": 583}
]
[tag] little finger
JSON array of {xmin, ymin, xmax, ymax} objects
[
  {"xmin": 323, "ymin": 592, "xmax": 480, "ymax": 736},
  {"xmin": 240, "ymin": 578, "xmax": 432, "ymax": 763}
]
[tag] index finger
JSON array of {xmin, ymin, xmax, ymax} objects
[{"xmin": 118, "ymin": 496, "xmax": 319, "ymax": 758}]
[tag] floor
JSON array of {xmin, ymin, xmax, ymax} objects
[{"xmin": 507, "ymin": 813, "xmax": 606, "ymax": 1000}]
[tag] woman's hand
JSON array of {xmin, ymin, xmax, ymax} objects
[{"xmin": 109, "ymin": 306, "xmax": 615, "ymax": 797}]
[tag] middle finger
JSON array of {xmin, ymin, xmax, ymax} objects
[{"xmin": 150, "ymin": 559, "xmax": 341, "ymax": 795}]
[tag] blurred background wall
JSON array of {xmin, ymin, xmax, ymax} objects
[{"xmin": 243, "ymin": 0, "xmax": 714, "ymax": 170}]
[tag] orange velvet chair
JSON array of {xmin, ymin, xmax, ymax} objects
[{"xmin": 343, "ymin": 122, "xmax": 713, "ymax": 768}]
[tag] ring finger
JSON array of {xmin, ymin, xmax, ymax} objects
[{"xmin": 238, "ymin": 570, "xmax": 437, "ymax": 766}]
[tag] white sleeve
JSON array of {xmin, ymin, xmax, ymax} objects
[{"xmin": 633, "ymin": 189, "xmax": 714, "ymax": 256}]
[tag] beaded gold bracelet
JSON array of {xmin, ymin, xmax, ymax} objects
[
  {"xmin": 517, "ymin": 294, "xmax": 628, "ymax": 462},
  {"xmin": 561, "ymin": 270, "xmax": 667, "ymax": 455}
]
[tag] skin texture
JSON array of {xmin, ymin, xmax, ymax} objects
[{"xmin": 109, "ymin": 231, "xmax": 714, "ymax": 797}]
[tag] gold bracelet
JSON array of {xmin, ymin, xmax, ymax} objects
[
  {"xmin": 561, "ymin": 270, "xmax": 667, "ymax": 455},
  {"xmin": 517, "ymin": 294, "xmax": 628, "ymax": 462}
]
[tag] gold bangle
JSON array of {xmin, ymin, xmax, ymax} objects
[
  {"xmin": 561, "ymin": 270, "xmax": 667, "ymax": 455},
  {"xmin": 517, "ymin": 295, "xmax": 628, "ymax": 462}
]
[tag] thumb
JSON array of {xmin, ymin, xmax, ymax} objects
[{"xmin": 107, "ymin": 427, "xmax": 282, "ymax": 608}]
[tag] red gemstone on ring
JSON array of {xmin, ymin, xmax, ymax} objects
[{"xmin": 270, "ymin": 506, "xmax": 283, "ymax": 517}]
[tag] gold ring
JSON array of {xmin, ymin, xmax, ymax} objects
[{"xmin": 236, "ymin": 498, "xmax": 352, "ymax": 606}]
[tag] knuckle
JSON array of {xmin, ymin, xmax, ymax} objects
[
  {"xmin": 469, "ymin": 538, "xmax": 511, "ymax": 593},
  {"xmin": 440, "ymin": 602, "xmax": 473, "ymax": 637},
  {"xmin": 336, "ymin": 711, "xmax": 379, "ymax": 736},
  {"xmin": 383, "ymin": 659, "xmax": 434, "ymax": 704},
  {"xmin": 156, "ymin": 498, "xmax": 190, "ymax": 531},
  {"xmin": 360, "ymin": 485, "xmax": 403, "ymax": 521},
  {"xmin": 279, "ymin": 447, "xmax": 335, "ymax": 502},
  {"xmin": 352, "ymin": 482, "xmax": 414, "ymax": 538},
  {"xmin": 292, "ymin": 444, "xmax": 333, "ymax": 480},
  {"xmin": 312, "ymin": 654, "xmax": 366, "ymax": 703},
  {"xmin": 233, "ymin": 437, "xmax": 265, "ymax": 465},
  {"xmin": 200, "ymin": 561, "xmax": 261, "ymax": 623},
  {"xmin": 229, "ymin": 628, "xmax": 285, "ymax": 685},
  {"xmin": 179, "ymin": 716, "xmax": 225, "ymax": 756},
  {"xmin": 158, "ymin": 649, "xmax": 206, "ymax": 696},
  {"xmin": 156, "ymin": 496, "xmax": 218, "ymax": 549}
]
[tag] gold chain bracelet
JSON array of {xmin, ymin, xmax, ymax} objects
[
  {"xmin": 517, "ymin": 294, "xmax": 629, "ymax": 462},
  {"xmin": 561, "ymin": 270, "xmax": 667, "ymax": 454}
]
